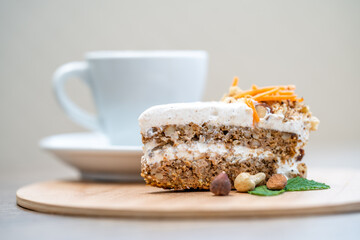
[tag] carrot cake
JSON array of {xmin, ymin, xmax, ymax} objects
[{"xmin": 139, "ymin": 78, "xmax": 319, "ymax": 190}]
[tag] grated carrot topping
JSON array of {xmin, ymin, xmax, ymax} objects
[
  {"xmin": 278, "ymin": 90, "xmax": 295, "ymax": 95},
  {"xmin": 255, "ymin": 95, "xmax": 297, "ymax": 101},
  {"xmin": 244, "ymin": 97, "xmax": 260, "ymax": 125},
  {"xmin": 252, "ymin": 87, "xmax": 281, "ymax": 101},
  {"xmin": 227, "ymin": 77, "xmax": 302, "ymax": 125},
  {"xmin": 232, "ymin": 77, "xmax": 239, "ymax": 87},
  {"xmin": 234, "ymin": 87, "xmax": 275, "ymax": 98}
]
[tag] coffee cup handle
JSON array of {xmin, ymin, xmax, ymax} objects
[{"xmin": 53, "ymin": 62, "xmax": 100, "ymax": 131}]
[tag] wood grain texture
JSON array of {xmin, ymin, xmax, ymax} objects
[{"xmin": 16, "ymin": 169, "xmax": 360, "ymax": 218}]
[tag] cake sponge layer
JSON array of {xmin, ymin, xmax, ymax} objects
[
  {"xmin": 142, "ymin": 123, "xmax": 304, "ymax": 162},
  {"xmin": 141, "ymin": 140, "xmax": 307, "ymax": 190},
  {"xmin": 141, "ymin": 153, "xmax": 307, "ymax": 190}
]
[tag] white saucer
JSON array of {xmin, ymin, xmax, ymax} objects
[{"xmin": 40, "ymin": 132, "xmax": 143, "ymax": 181}]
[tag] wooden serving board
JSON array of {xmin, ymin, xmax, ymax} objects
[{"xmin": 16, "ymin": 169, "xmax": 360, "ymax": 218}]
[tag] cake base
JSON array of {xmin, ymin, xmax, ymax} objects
[{"xmin": 141, "ymin": 157, "xmax": 306, "ymax": 190}]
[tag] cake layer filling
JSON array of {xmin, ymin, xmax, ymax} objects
[
  {"xmin": 142, "ymin": 142, "xmax": 303, "ymax": 179},
  {"xmin": 139, "ymin": 102, "xmax": 314, "ymax": 140},
  {"xmin": 142, "ymin": 123, "xmax": 303, "ymax": 160},
  {"xmin": 143, "ymin": 142, "xmax": 275, "ymax": 164}
]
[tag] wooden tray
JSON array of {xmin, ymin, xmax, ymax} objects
[{"xmin": 16, "ymin": 168, "xmax": 360, "ymax": 218}]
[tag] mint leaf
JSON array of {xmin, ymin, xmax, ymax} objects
[
  {"xmin": 285, "ymin": 177, "xmax": 330, "ymax": 191},
  {"xmin": 248, "ymin": 185, "xmax": 285, "ymax": 196},
  {"xmin": 246, "ymin": 177, "xmax": 330, "ymax": 197}
]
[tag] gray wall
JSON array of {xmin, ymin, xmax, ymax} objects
[{"xmin": 1, "ymin": 0, "xmax": 359, "ymax": 168}]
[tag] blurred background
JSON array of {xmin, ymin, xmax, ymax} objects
[{"xmin": 1, "ymin": 0, "xmax": 359, "ymax": 175}]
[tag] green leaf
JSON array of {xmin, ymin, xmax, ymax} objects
[
  {"xmin": 248, "ymin": 185, "xmax": 285, "ymax": 196},
  {"xmin": 285, "ymin": 177, "xmax": 330, "ymax": 191}
]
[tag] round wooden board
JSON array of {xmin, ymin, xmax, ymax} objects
[{"xmin": 16, "ymin": 169, "xmax": 360, "ymax": 218}]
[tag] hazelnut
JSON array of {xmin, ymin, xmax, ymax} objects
[
  {"xmin": 266, "ymin": 174, "xmax": 287, "ymax": 190},
  {"xmin": 210, "ymin": 172, "xmax": 231, "ymax": 196},
  {"xmin": 234, "ymin": 172, "xmax": 266, "ymax": 192}
]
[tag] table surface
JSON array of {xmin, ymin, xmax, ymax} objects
[{"xmin": 1, "ymin": 142, "xmax": 360, "ymax": 240}]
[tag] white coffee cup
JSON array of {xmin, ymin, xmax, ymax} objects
[{"xmin": 53, "ymin": 51, "xmax": 208, "ymax": 146}]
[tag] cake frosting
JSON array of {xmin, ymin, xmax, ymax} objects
[{"xmin": 139, "ymin": 101, "xmax": 313, "ymax": 140}]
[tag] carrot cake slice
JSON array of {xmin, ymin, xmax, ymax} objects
[{"xmin": 139, "ymin": 78, "xmax": 319, "ymax": 190}]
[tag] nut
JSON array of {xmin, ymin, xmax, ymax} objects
[
  {"xmin": 210, "ymin": 172, "xmax": 231, "ymax": 196},
  {"xmin": 164, "ymin": 125, "xmax": 175, "ymax": 137},
  {"xmin": 310, "ymin": 116, "xmax": 320, "ymax": 131},
  {"xmin": 244, "ymin": 131, "xmax": 251, "ymax": 138},
  {"xmin": 234, "ymin": 172, "xmax": 266, "ymax": 192},
  {"xmin": 250, "ymin": 139, "xmax": 261, "ymax": 148},
  {"xmin": 281, "ymin": 133, "xmax": 291, "ymax": 140},
  {"xmin": 300, "ymin": 105, "xmax": 309, "ymax": 113},
  {"xmin": 229, "ymin": 86, "xmax": 242, "ymax": 96},
  {"xmin": 255, "ymin": 104, "xmax": 269, "ymax": 118},
  {"xmin": 297, "ymin": 163, "xmax": 307, "ymax": 178},
  {"xmin": 266, "ymin": 174, "xmax": 287, "ymax": 190},
  {"xmin": 296, "ymin": 149, "xmax": 305, "ymax": 161},
  {"xmin": 155, "ymin": 173, "xmax": 164, "ymax": 180}
]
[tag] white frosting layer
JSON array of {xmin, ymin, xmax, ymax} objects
[
  {"xmin": 139, "ymin": 102, "xmax": 308, "ymax": 139},
  {"xmin": 139, "ymin": 102, "xmax": 252, "ymax": 132},
  {"xmin": 143, "ymin": 142, "xmax": 274, "ymax": 164},
  {"xmin": 276, "ymin": 161, "xmax": 300, "ymax": 179}
]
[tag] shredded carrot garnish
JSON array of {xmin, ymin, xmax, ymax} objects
[
  {"xmin": 244, "ymin": 97, "xmax": 260, "ymax": 125},
  {"xmin": 278, "ymin": 90, "xmax": 294, "ymax": 95},
  {"xmin": 234, "ymin": 86, "xmax": 295, "ymax": 99},
  {"xmin": 255, "ymin": 95, "xmax": 297, "ymax": 101},
  {"xmin": 235, "ymin": 87, "xmax": 275, "ymax": 98},
  {"xmin": 226, "ymin": 77, "xmax": 302, "ymax": 125},
  {"xmin": 232, "ymin": 77, "xmax": 239, "ymax": 87},
  {"xmin": 253, "ymin": 87, "xmax": 280, "ymax": 101}
]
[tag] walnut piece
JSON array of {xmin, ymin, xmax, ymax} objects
[{"xmin": 266, "ymin": 174, "xmax": 287, "ymax": 190}]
